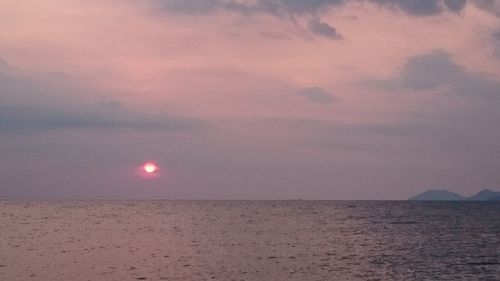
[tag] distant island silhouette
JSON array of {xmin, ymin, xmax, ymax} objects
[{"xmin": 409, "ymin": 189, "xmax": 500, "ymax": 201}]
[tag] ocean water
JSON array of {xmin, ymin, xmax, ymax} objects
[{"xmin": 0, "ymin": 201, "xmax": 498, "ymax": 281}]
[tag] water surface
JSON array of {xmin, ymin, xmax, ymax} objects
[{"xmin": 0, "ymin": 201, "xmax": 498, "ymax": 280}]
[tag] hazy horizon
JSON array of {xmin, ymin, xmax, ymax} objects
[
  {"xmin": 1, "ymin": 0, "xmax": 500, "ymax": 200},
  {"xmin": 1, "ymin": 188, "xmax": 499, "ymax": 201}
]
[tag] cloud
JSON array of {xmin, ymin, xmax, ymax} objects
[
  {"xmin": 0, "ymin": 71, "xmax": 207, "ymax": 133},
  {"xmin": 0, "ymin": 104, "xmax": 206, "ymax": 133},
  {"xmin": 399, "ymin": 50, "xmax": 463, "ymax": 90},
  {"xmin": 308, "ymin": 18, "xmax": 343, "ymax": 39},
  {"xmin": 269, "ymin": 117, "xmax": 436, "ymax": 138},
  {"xmin": 493, "ymin": 29, "xmax": 500, "ymax": 58},
  {"xmin": 155, "ymin": 0, "xmax": 468, "ymax": 17},
  {"xmin": 0, "ymin": 57, "xmax": 7, "ymax": 67},
  {"xmin": 369, "ymin": 0, "xmax": 465, "ymax": 16},
  {"xmin": 473, "ymin": 0, "xmax": 500, "ymax": 17},
  {"xmin": 494, "ymin": 30, "xmax": 500, "ymax": 40},
  {"xmin": 371, "ymin": 0, "xmax": 443, "ymax": 16},
  {"xmin": 158, "ymin": 0, "xmax": 223, "ymax": 14},
  {"xmin": 297, "ymin": 87, "xmax": 335, "ymax": 103},
  {"xmin": 381, "ymin": 49, "xmax": 500, "ymax": 99},
  {"xmin": 372, "ymin": 0, "xmax": 469, "ymax": 15},
  {"xmin": 156, "ymin": 0, "xmax": 345, "ymax": 17},
  {"xmin": 0, "ymin": 57, "xmax": 9, "ymax": 73},
  {"xmin": 259, "ymin": 31, "xmax": 291, "ymax": 40},
  {"xmin": 153, "ymin": 0, "xmax": 467, "ymax": 40},
  {"xmin": 260, "ymin": 100, "xmax": 500, "ymax": 154},
  {"xmin": 444, "ymin": 0, "xmax": 467, "ymax": 11}
]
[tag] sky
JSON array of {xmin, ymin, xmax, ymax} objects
[{"xmin": 1, "ymin": 0, "xmax": 500, "ymax": 200}]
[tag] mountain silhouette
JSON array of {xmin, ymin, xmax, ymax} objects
[
  {"xmin": 409, "ymin": 190, "xmax": 465, "ymax": 201},
  {"xmin": 466, "ymin": 189, "xmax": 500, "ymax": 201},
  {"xmin": 409, "ymin": 189, "xmax": 500, "ymax": 201}
]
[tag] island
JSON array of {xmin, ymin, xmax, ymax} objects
[{"xmin": 409, "ymin": 189, "xmax": 500, "ymax": 201}]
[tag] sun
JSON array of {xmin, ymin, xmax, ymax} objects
[{"xmin": 143, "ymin": 162, "xmax": 157, "ymax": 174}]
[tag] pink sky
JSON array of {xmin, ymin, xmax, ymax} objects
[{"xmin": 1, "ymin": 0, "xmax": 500, "ymax": 199}]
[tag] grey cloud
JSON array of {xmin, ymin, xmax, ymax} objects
[
  {"xmin": 308, "ymin": 19, "xmax": 343, "ymax": 39},
  {"xmin": 256, "ymin": 0, "xmax": 346, "ymax": 16},
  {"xmin": 265, "ymin": 102, "xmax": 500, "ymax": 153},
  {"xmin": 270, "ymin": 118, "xmax": 436, "ymax": 137},
  {"xmin": 297, "ymin": 87, "xmax": 335, "ymax": 103},
  {"xmin": 310, "ymin": 140, "xmax": 382, "ymax": 151},
  {"xmin": 155, "ymin": 0, "xmax": 468, "ymax": 40},
  {"xmin": 399, "ymin": 50, "xmax": 463, "ymax": 90},
  {"xmin": 367, "ymin": 0, "xmax": 465, "ymax": 15},
  {"xmin": 386, "ymin": 49, "xmax": 500, "ymax": 99},
  {"xmin": 0, "ymin": 72, "xmax": 207, "ymax": 133},
  {"xmin": 159, "ymin": 0, "xmax": 222, "ymax": 14},
  {"xmin": 156, "ymin": 0, "xmax": 467, "ymax": 17},
  {"xmin": 473, "ymin": 0, "xmax": 500, "ymax": 17},
  {"xmin": 0, "ymin": 57, "xmax": 7, "ymax": 67},
  {"xmin": 156, "ymin": 0, "xmax": 346, "ymax": 39},
  {"xmin": 371, "ymin": 0, "xmax": 443, "ymax": 16},
  {"xmin": 370, "ymin": 0, "xmax": 468, "ymax": 15},
  {"xmin": 493, "ymin": 30, "xmax": 500, "ymax": 58},
  {"xmin": 51, "ymin": 71, "xmax": 71, "ymax": 78},
  {"xmin": 157, "ymin": 0, "xmax": 345, "ymax": 17},
  {"xmin": 494, "ymin": 30, "xmax": 500, "ymax": 40},
  {"xmin": 259, "ymin": 31, "xmax": 291, "ymax": 40},
  {"xmin": 0, "ymin": 105, "xmax": 206, "ymax": 133},
  {"xmin": 444, "ymin": 0, "xmax": 467, "ymax": 11}
]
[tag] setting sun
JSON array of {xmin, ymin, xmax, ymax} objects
[{"xmin": 143, "ymin": 162, "xmax": 157, "ymax": 174}]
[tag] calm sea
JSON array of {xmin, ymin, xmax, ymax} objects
[{"xmin": 0, "ymin": 201, "xmax": 499, "ymax": 280}]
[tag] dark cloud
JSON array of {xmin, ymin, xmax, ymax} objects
[
  {"xmin": 444, "ymin": 0, "xmax": 467, "ymax": 11},
  {"xmin": 51, "ymin": 71, "xmax": 71, "ymax": 78},
  {"xmin": 493, "ymin": 30, "xmax": 500, "ymax": 58},
  {"xmin": 366, "ymin": 0, "xmax": 468, "ymax": 15},
  {"xmin": 158, "ymin": 0, "xmax": 225, "ymax": 14},
  {"xmin": 0, "ymin": 72, "xmax": 207, "ymax": 133},
  {"xmin": 269, "ymin": 117, "xmax": 436, "ymax": 138},
  {"xmin": 387, "ymin": 49, "xmax": 500, "ymax": 99},
  {"xmin": 309, "ymin": 140, "xmax": 381, "ymax": 151},
  {"xmin": 0, "ymin": 105, "xmax": 206, "ymax": 133},
  {"xmin": 253, "ymin": 112, "xmax": 500, "ymax": 157},
  {"xmin": 371, "ymin": 0, "xmax": 443, "ymax": 16},
  {"xmin": 399, "ymin": 50, "xmax": 463, "ymax": 90},
  {"xmin": 154, "ymin": 0, "xmax": 468, "ymax": 40},
  {"xmin": 156, "ymin": 0, "xmax": 468, "ymax": 17},
  {"xmin": 259, "ymin": 31, "xmax": 291, "ymax": 40},
  {"xmin": 292, "ymin": 83, "xmax": 500, "ymax": 151},
  {"xmin": 494, "ymin": 30, "xmax": 500, "ymax": 40},
  {"xmin": 157, "ymin": 0, "xmax": 346, "ymax": 17},
  {"xmin": 297, "ymin": 87, "xmax": 335, "ymax": 103},
  {"xmin": 368, "ymin": 0, "xmax": 464, "ymax": 15},
  {"xmin": 473, "ymin": 0, "xmax": 500, "ymax": 17},
  {"xmin": 308, "ymin": 18, "xmax": 343, "ymax": 39}
]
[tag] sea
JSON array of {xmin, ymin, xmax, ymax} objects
[{"xmin": 0, "ymin": 201, "xmax": 499, "ymax": 280}]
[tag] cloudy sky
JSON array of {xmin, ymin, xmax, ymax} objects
[{"xmin": 1, "ymin": 0, "xmax": 500, "ymax": 199}]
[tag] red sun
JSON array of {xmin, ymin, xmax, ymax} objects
[{"xmin": 143, "ymin": 162, "xmax": 157, "ymax": 174}]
